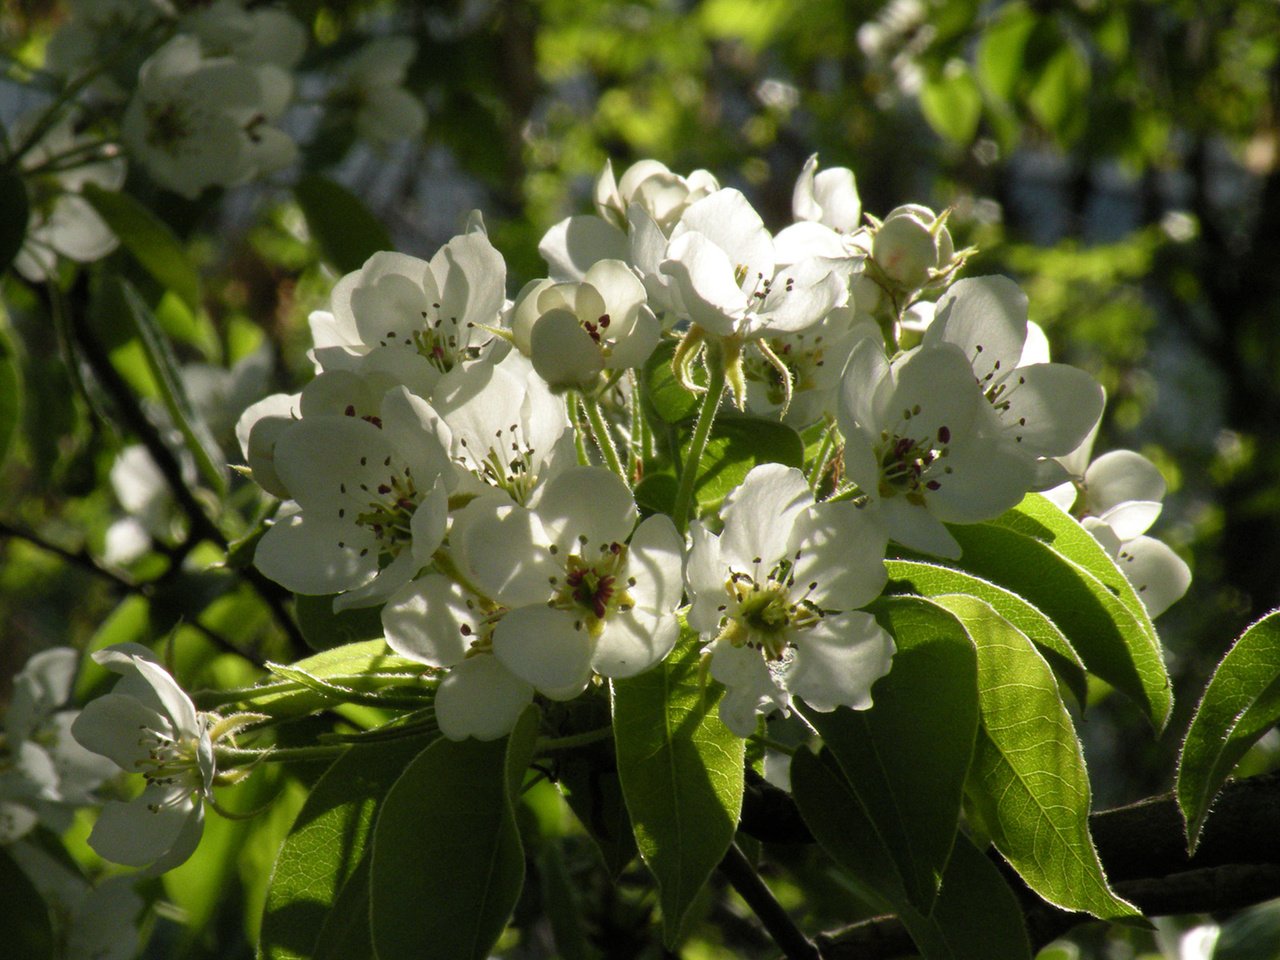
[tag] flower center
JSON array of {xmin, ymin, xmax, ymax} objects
[
  {"xmin": 715, "ymin": 562, "xmax": 822, "ymax": 660},
  {"xmin": 145, "ymin": 100, "xmax": 194, "ymax": 154},
  {"xmin": 549, "ymin": 540, "xmax": 636, "ymax": 637},
  {"xmin": 455, "ymin": 425, "xmax": 540, "ymax": 504},
  {"xmin": 134, "ymin": 724, "xmax": 207, "ymax": 806},
  {"xmin": 877, "ymin": 406, "xmax": 953, "ymax": 504}
]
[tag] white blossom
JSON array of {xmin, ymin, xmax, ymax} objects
[
  {"xmin": 253, "ymin": 387, "xmax": 451, "ymax": 608},
  {"xmin": 122, "ymin": 35, "xmax": 296, "ymax": 198},
  {"xmin": 685, "ymin": 464, "xmax": 894, "ymax": 736},
  {"xmin": 838, "ymin": 338, "xmax": 1035, "ymax": 558},
  {"xmin": 71, "ymin": 644, "xmax": 214, "ymax": 872},
  {"xmin": 332, "ymin": 36, "xmax": 427, "ymax": 145}
]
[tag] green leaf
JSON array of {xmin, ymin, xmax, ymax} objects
[
  {"xmin": 0, "ymin": 310, "xmax": 24, "ymax": 465},
  {"xmin": 115, "ymin": 278, "xmax": 228, "ymax": 496},
  {"xmin": 245, "ymin": 640, "xmax": 428, "ymax": 717},
  {"xmin": 641, "ymin": 339, "xmax": 702, "ymax": 424},
  {"xmin": 0, "ymin": 168, "xmax": 29, "ymax": 274},
  {"xmin": 636, "ymin": 415, "xmax": 805, "ymax": 516},
  {"xmin": 1178, "ymin": 609, "xmax": 1280, "ymax": 853},
  {"xmin": 884, "ymin": 558, "xmax": 1086, "ymax": 705},
  {"xmin": 369, "ymin": 707, "xmax": 538, "ymax": 960},
  {"xmin": 947, "ymin": 494, "xmax": 1170, "ymax": 729},
  {"xmin": 294, "ymin": 175, "xmax": 391, "ymax": 274},
  {"xmin": 81, "ymin": 182, "xmax": 202, "ymax": 311},
  {"xmin": 803, "ymin": 595, "xmax": 978, "ymax": 912},
  {"xmin": 0, "ymin": 845, "xmax": 54, "ymax": 960},
  {"xmin": 931, "ymin": 594, "xmax": 1138, "ymax": 920},
  {"xmin": 920, "ymin": 63, "xmax": 983, "ymax": 145},
  {"xmin": 791, "ymin": 747, "xmax": 1031, "ymax": 959},
  {"xmin": 1026, "ymin": 38, "xmax": 1090, "ymax": 144},
  {"xmin": 260, "ymin": 735, "xmax": 436, "ymax": 960},
  {"xmin": 975, "ymin": 2, "xmax": 1036, "ymax": 102},
  {"xmin": 612, "ymin": 627, "xmax": 745, "ymax": 944},
  {"xmin": 295, "ymin": 594, "xmax": 386, "ymax": 651}
]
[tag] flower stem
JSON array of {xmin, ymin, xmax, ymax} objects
[
  {"xmin": 216, "ymin": 743, "xmax": 350, "ymax": 766},
  {"xmin": 567, "ymin": 393, "xmax": 591, "ymax": 467},
  {"xmin": 672, "ymin": 355, "xmax": 727, "ymax": 534},
  {"xmin": 806, "ymin": 419, "xmax": 838, "ymax": 493},
  {"xmin": 580, "ymin": 393, "xmax": 628, "ymax": 483}
]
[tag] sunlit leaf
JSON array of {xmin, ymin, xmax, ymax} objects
[
  {"xmin": 613, "ymin": 627, "xmax": 744, "ymax": 944},
  {"xmin": 947, "ymin": 494, "xmax": 1170, "ymax": 729},
  {"xmin": 1178, "ymin": 609, "xmax": 1280, "ymax": 853},
  {"xmin": 885, "ymin": 558, "xmax": 1086, "ymax": 705},
  {"xmin": 932, "ymin": 594, "xmax": 1138, "ymax": 920}
]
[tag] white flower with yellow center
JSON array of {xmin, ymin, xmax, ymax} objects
[
  {"xmin": 311, "ymin": 227, "xmax": 506, "ymax": 385},
  {"xmin": 253, "ymin": 387, "xmax": 450, "ymax": 609},
  {"xmin": 685, "ymin": 464, "xmax": 894, "ymax": 737},
  {"xmin": 838, "ymin": 338, "xmax": 1035, "ymax": 559},
  {"xmin": 457, "ymin": 466, "xmax": 684, "ymax": 700},
  {"xmin": 70, "ymin": 645, "xmax": 214, "ymax": 872}
]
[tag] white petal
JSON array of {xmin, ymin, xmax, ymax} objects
[
  {"xmin": 461, "ymin": 503, "xmax": 557, "ymax": 608},
  {"xmin": 995, "ymin": 363, "xmax": 1105, "ymax": 459},
  {"xmin": 790, "ymin": 502, "xmax": 888, "ymax": 612},
  {"xmin": 625, "ymin": 514, "xmax": 685, "ymax": 616},
  {"xmin": 435, "ymin": 655, "xmax": 534, "ymax": 741},
  {"xmin": 720, "ymin": 464, "xmax": 812, "ymax": 572},
  {"xmin": 593, "ymin": 610, "xmax": 678, "ymax": 678},
  {"xmin": 926, "ymin": 276, "xmax": 1028, "ymax": 378},
  {"xmin": 773, "ymin": 221, "xmax": 849, "ymax": 266},
  {"xmin": 660, "ymin": 232, "xmax": 748, "ymax": 336},
  {"xmin": 1085, "ymin": 450, "xmax": 1166, "ymax": 515},
  {"xmin": 71, "ymin": 694, "xmax": 166, "ymax": 770},
  {"xmin": 812, "ymin": 166, "xmax": 862, "ymax": 233},
  {"xmin": 685, "ymin": 521, "xmax": 728, "ymax": 635},
  {"xmin": 1097, "ymin": 500, "xmax": 1163, "ymax": 542},
  {"xmin": 88, "ymin": 789, "xmax": 200, "ymax": 868},
  {"xmin": 254, "ymin": 510, "xmax": 378, "ymax": 595},
  {"xmin": 382, "ymin": 574, "xmax": 475, "ymax": 668},
  {"xmin": 754, "ymin": 258, "xmax": 845, "ymax": 335},
  {"xmin": 538, "ymin": 215, "xmax": 628, "ymax": 282},
  {"xmin": 673, "ymin": 189, "xmax": 774, "ymax": 283},
  {"xmin": 93, "ymin": 646, "xmax": 198, "ymax": 735},
  {"xmin": 493, "ymin": 606, "xmax": 594, "ymax": 700},
  {"xmin": 530, "ymin": 308, "xmax": 604, "ymax": 390},
  {"xmin": 1116, "ymin": 536, "xmax": 1191, "ymax": 618},
  {"xmin": 787, "ymin": 612, "xmax": 895, "ymax": 712},
  {"xmin": 431, "ymin": 230, "xmax": 507, "ymax": 331},
  {"xmin": 875, "ymin": 498, "xmax": 962, "ymax": 560},
  {"xmin": 534, "ymin": 465, "xmax": 637, "ymax": 551},
  {"xmin": 708, "ymin": 638, "xmax": 787, "ymax": 737}
]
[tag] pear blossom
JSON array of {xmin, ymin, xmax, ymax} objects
[
  {"xmin": 510, "ymin": 259, "xmax": 661, "ymax": 392},
  {"xmin": 865, "ymin": 203, "xmax": 968, "ymax": 303},
  {"xmin": 428, "ymin": 352, "xmax": 573, "ymax": 504},
  {"xmin": 8, "ymin": 112, "xmax": 126, "ymax": 282},
  {"xmin": 253, "ymin": 387, "xmax": 451, "ymax": 608},
  {"xmin": 660, "ymin": 188, "xmax": 848, "ymax": 342},
  {"xmin": 791, "ymin": 155, "xmax": 863, "ymax": 234},
  {"xmin": 922, "ymin": 276, "xmax": 1105, "ymax": 489},
  {"xmin": 122, "ymin": 35, "xmax": 296, "ymax": 198},
  {"xmin": 837, "ymin": 338, "xmax": 1035, "ymax": 558},
  {"xmin": 0, "ymin": 649, "xmax": 116, "ymax": 844},
  {"xmin": 455, "ymin": 466, "xmax": 684, "ymax": 700},
  {"xmin": 382, "ymin": 557, "xmax": 535, "ymax": 742},
  {"xmin": 1046, "ymin": 443, "xmax": 1191, "ymax": 618},
  {"xmin": 311, "ymin": 228, "xmax": 506, "ymax": 385},
  {"xmin": 70, "ymin": 644, "xmax": 214, "ymax": 872},
  {"xmin": 181, "ymin": 0, "xmax": 308, "ymax": 69},
  {"xmin": 539, "ymin": 159, "xmax": 720, "ymax": 281},
  {"xmin": 684, "ymin": 464, "xmax": 894, "ymax": 736},
  {"xmin": 331, "ymin": 36, "xmax": 427, "ymax": 145}
]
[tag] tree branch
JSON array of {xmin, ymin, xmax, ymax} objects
[
  {"xmin": 719, "ymin": 842, "xmax": 821, "ymax": 960},
  {"xmin": 739, "ymin": 770, "xmax": 1280, "ymax": 957}
]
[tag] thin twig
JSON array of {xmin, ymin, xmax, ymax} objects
[{"xmin": 719, "ymin": 842, "xmax": 821, "ymax": 960}]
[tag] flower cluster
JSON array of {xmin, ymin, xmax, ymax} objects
[{"xmin": 231, "ymin": 154, "xmax": 1149, "ymax": 743}]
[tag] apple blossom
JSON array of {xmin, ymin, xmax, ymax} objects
[{"xmin": 685, "ymin": 464, "xmax": 894, "ymax": 736}]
